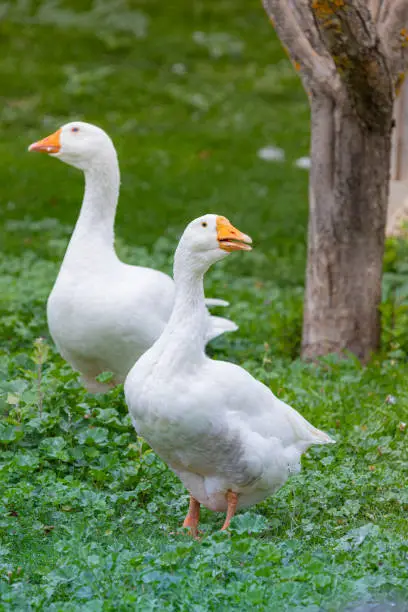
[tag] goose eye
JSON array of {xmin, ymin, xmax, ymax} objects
[
  {"xmin": 201, "ymin": 222, "xmax": 207, "ymax": 228},
  {"xmin": 71, "ymin": 127, "xmax": 79, "ymax": 133}
]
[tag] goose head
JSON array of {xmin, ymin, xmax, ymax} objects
[
  {"xmin": 28, "ymin": 121, "xmax": 116, "ymax": 171},
  {"xmin": 176, "ymin": 214, "xmax": 252, "ymax": 275}
]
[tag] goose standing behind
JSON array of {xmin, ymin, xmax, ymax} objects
[
  {"xmin": 28, "ymin": 122, "xmax": 237, "ymax": 392},
  {"xmin": 125, "ymin": 214, "xmax": 335, "ymax": 536}
]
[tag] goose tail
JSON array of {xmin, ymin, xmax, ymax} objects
[
  {"xmin": 307, "ymin": 425, "xmax": 335, "ymax": 445},
  {"xmin": 204, "ymin": 298, "xmax": 237, "ymax": 342},
  {"xmin": 206, "ymin": 315, "xmax": 238, "ymax": 342},
  {"xmin": 296, "ymin": 419, "xmax": 336, "ymax": 449},
  {"xmin": 278, "ymin": 398, "xmax": 336, "ymax": 448},
  {"xmin": 204, "ymin": 298, "xmax": 229, "ymax": 308}
]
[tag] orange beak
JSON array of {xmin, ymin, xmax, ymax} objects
[
  {"xmin": 216, "ymin": 216, "xmax": 252, "ymax": 252},
  {"xmin": 28, "ymin": 128, "xmax": 62, "ymax": 154}
]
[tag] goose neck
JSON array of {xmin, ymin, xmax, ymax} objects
[
  {"xmin": 66, "ymin": 150, "xmax": 120, "ymax": 264},
  {"xmin": 156, "ymin": 253, "xmax": 208, "ymax": 369}
]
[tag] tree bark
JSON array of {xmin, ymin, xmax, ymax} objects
[
  {"xmin": 302, "ymin": 94, "xmax": 393, "ymax": 360},
  {"xmin": 262, "ymin": 0, "xmax": 407, "ymax": 362}
]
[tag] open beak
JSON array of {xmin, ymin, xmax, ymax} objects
[
  {"xmin": 216, "ymin": 216, "xmax": 252, "ymax": 252},
  {"xmin": 28, "ymin": 128, "xmax": 61, "ymax": 154}
]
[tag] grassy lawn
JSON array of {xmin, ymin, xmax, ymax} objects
[{"xmin": 0, "ymin": 1, "xmax": 407, "ymax": 610}]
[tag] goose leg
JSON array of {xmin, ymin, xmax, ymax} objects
[
  {"xmin": 183, "ymin": 495, "xmax": 201, "ymax": 538},
  {"xmin": 220, "ymin": 490, "xmax": 238, "ymax": 531}
]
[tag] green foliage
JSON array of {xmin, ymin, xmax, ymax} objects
[
  {"xmin": 1, "ymin": 224, "xmax": 407, "ymax": 610},
  {"xmin": 0, "ymin": 0, "xmax": 407, "ymax": 609}
]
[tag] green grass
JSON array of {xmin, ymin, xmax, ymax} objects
[{"xmin": 0, "ymin": 1, "xmax": 407, "ymax": 610}]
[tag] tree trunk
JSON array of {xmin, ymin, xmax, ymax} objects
[
  {"xmin": 262, "ymin": 0, "xmax": 408, "ymax": 361},
  {"xmin": 301, "ymin": 94, "xmax": 393, "ymax": 362}
]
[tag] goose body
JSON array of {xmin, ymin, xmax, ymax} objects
[
  {"xmin": 125, "ymin": 214, "xmax": 334, "ymax": 533},
  {"xmin": 29, "ymin": 122, "xmax": 236, "ymax": 392}
]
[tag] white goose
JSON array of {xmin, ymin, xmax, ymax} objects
[
  {"xmin": 28, "ymin": 122, "xmax": 237, "ymax": 392},
  {"xmin": 125, "ymin": 214, "xmax": 335, "ymax": 536}
]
